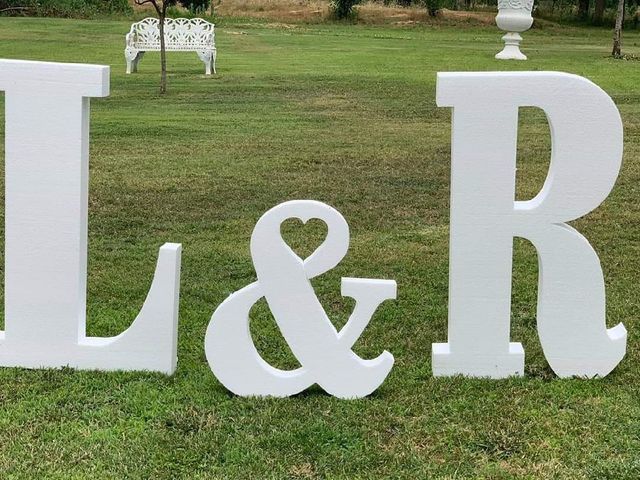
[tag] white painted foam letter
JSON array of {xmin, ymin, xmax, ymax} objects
[
  {"xmin": 433, "ymin": 71, "xmax": 626, "ymax": 378},
  {"xmin": 0, "ymin": 59, "xmax": 181, "ymax": 373}
]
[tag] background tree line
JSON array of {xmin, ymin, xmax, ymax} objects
[
  {"xmin": 0, "ymin": 0, "xmax": 131, "ymax": 17},
  {"xmin": 0, "ymin": 0, "xmax": 212, "ymax": 17},
  {"xmin": 0, "ymin": 0, "xmax": 637, "ymax": 27},
  {"xmin": 333, "ymin": 0, "xmax": 639, "ymax": 26}
]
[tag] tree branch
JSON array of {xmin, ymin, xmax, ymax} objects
[
  {"xmin": 0, "ymin": 6, "xmax": 32, "ymax": 13},
  {"xmin": 135, "ymin": 0, "xmax": 162, "ymax": 16}
]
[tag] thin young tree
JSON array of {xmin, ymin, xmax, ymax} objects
[
  {"xmin": 135, "ymin": 0, "xmax": 177, "ymax": 94},
  {"xmin": 612, "ymin": 0, "xmax": 625, "ymax": 57}
]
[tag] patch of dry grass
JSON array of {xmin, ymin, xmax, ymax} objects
[
  {"xmin": 216, "ymin": 0, "xmax": 329, "ymax": 23},
  {"xmin": 129, "ymin": 0, "xmax": 497, "ymax": 26}
]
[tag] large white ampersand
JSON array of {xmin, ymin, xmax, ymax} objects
[{"xmin": 205, "ymin": 200, "xmax": 397, "ymax": 399}]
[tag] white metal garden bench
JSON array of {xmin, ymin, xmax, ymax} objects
[{"xmin": 125, "ymin": 17, "xmax": 216, "ymax": 75}]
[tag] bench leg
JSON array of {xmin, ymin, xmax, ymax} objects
[
  {"xmin": 197, "ymin": 50, "xmax": 213, "ymax": 75},
  {"xmin": 125, "ymin": 47, "xmax": 142, "ymax": 74},
  {"xmin": 132, "ymin": 52, "xmax": 144, "ymax": 73}
]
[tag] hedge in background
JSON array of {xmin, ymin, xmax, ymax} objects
[{"xmin": 0, "ymin": 0, "xmax": 132, "ymax": 18}]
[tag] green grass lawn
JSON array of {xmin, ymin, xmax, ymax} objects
[{"xmin": 0, "ymin": 16, "xmax": 639, "ymax": 479}]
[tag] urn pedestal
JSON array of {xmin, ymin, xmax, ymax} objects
[{"xmin": 495, "ymin": 0, "xmax": 534, "ymax": 60}]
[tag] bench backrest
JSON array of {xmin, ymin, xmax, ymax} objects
[{"xmin": 129, "ymin": 18, "xmax": 214, "ymax": 50}]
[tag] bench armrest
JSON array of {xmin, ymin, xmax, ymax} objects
[{"xmin": 126, "ymin": 32, "xmax": 135, "ymax": 47}]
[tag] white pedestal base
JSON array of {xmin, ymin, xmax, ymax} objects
[
  {"xmin": 495, "ymin": 32, "xmax": 527, "ymax": 60},
  {"xmin": 432, "ymin": 342, "xmax": 525, "ymax": 378}
]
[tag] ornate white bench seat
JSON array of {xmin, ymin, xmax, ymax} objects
[{"xmin": 125, "ymin": 17, "xmax": 216, "ymax": 75}]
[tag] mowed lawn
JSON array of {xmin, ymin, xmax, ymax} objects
[{"xmin": 0, "ymin": 16, "xmax": 639, "ymax": 479}]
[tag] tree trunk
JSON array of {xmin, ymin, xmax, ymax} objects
[
  {"xmin": 578, "ymin": 0, "xmax": 589, "ymax": 20},
  {"xmin": 577, "ymin": 0, "xmax": 590, "ymax": 20},
  {"xmin": 612, "ymin": 0, "xmax": 625, "ymax": 56},
  {"xmin": 158, "ymin": 8, "xmax": 167, "ymax": 94},
  {"xmin": 594, "ymin": 0, "xmax": 605, "ymax": 24}
]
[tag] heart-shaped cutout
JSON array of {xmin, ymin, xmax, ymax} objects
[{"xmin": 280, "ymin": 217, "xmax": 329, "ymax": 261}]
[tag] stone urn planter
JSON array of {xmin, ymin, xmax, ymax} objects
[{"xmin": 495, "ymin": 0, "xmax": 534, "ymax": 60}]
